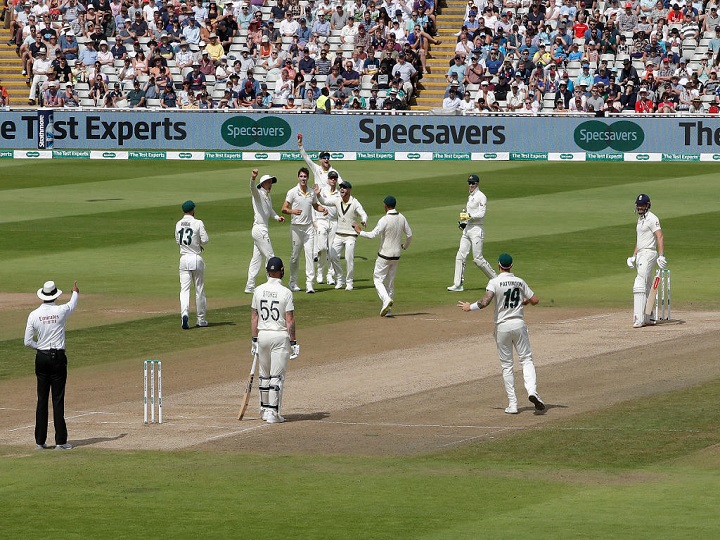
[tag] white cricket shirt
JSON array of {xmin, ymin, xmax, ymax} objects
[
  {"xmin": 636, "ymin": 210, "xmax": 661, "ymax": 251},
  {"xmin": 252, "ymin": 277, "xmax": 295, "ymax": 333},
  {"xmin": 466, "ymin": 188, "xmax": 488, "ymax": 226},
  {"xmin": 360, "ymin": 209, "xmax": 413, "ymax": 259},
  {"xmin": 486, "ymin": 272, "xmax": 534, "ymax": 325},
  {"xmin": 251, "ymin": 177, "xmax": 279, "ymax": 227},
  {"xmin": 24, "ymin": 292, "xmax": 79, "ymax": 350},
  {"xmin": 285, "ymin": 185, "xmax": 318, "ymax": 226}
]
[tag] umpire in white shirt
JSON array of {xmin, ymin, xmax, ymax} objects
[
  {"xmin": 24, "ymin": 280, "xmax": 79, "ymax": 450},
  {"xmin": 355, "ymin": 196, "xmax": 413, "ymax": 317}
]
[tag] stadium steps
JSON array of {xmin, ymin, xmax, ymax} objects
[
  {"xmin": 413, "ymin": 0, "xmax": 468, "ymax": 109},
  {"xmin": 0, "ymin": 24, "xmax": 33, "ymax": 107}
]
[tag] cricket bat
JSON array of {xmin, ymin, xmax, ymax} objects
[
  {"xmin": 645, "ymin": 270, "xmax": 662, "ymax": 316},
  {"xmin": 237, "ymin": 354, "xmax": 258, "ymax": 420}
]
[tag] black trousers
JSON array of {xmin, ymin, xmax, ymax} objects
[{"xmin": 35, "ymin": 349, "xmax": 68, "ymax": 446}]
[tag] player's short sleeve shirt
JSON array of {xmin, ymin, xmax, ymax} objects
[
  {"xmin": 487, "ymin": 272, "xmax": 534, "ymax": 325},
  {"xmin": 252, "ymin": 277, "xmax": 294, "ymax": 333}
]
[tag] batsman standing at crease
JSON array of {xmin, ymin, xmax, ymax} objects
[
  {"xmin": 457, "ymin": 254, "xmax": 545, "ymax": 415},
  {"xmin": 245, "ymin": 168, "xmax": 285, "ymax": 294},
  {"xmin": 627, "ymin": 193, "xmax": 667, "ymax": 328},
  {"xmin": 24, "ymin": 280, "xmax": 79, "ymax": 450},
  {"xmin": 176, "ymin": 200, "xmax": 210, "ymax": 329},
  {"xmin": 251, "ymin": 257, "xmax": 298, "ymax": 424},
  {"xmin": 448, "ymin": 174, "xmax": 497, "ymax": 292}
]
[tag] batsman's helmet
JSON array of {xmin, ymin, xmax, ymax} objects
[
  {"xmin": 635, "ymin": 193, "xmax": 651, "ymax": 215},
  {"xmin": 267, "ymin": 257, "xmax": 284, "ymax": 272},
  {"xmin": 467, "ymin": 174, "xmax": 480, "ymax": 184}
]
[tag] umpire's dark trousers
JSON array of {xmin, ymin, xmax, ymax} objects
[{"xmin": 35, "ymin": 349, "xmax": 68, "ymax": 446}]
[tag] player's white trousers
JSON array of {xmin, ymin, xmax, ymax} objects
[
  {"xmin": 179, "ymin": 254, "xmax": 206, "ymax": 323},
  {"xmin": 290, "ymin": 223, "xmax": 316, "ymax": 287},
  {"xmin": 373, "ymin": 256, "xmax": 399, "ymax": 305},
  {"xmin": 257, "ymin": 330, "xmax": 290, "ymax": 412},
  {"xmin": 314, "ymin": 218, "xmax": 332, "ymax": 278},
  {"xmin": 330, "ymin": 233, "xmax": 357, "ymax": 286},
  {"xmin": 495, "ymin": 319, "xmax": 538, "ymax": 406},
  {"xmin": 453, "ymin": 225, "xmax": 496, "ymax": 287},
  {"xmin": 633, "ymin": 249, "xmax": 658, "ymax": 325},
  {"xmin": 247, "ymin": 224, "xmax": 274, "ymax": 288}
]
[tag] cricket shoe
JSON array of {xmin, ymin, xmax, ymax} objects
[
  {"xmin": 196, "ymin": 320, "xmax": 209, "ymax": 327},
  {"xmin": 529, "ymin": 394, "xmax": 546, "ymax": 412},
  {"xmin": 36, "ymin": 444, "xmax": 49, "ymax": 450},
  {"xmin": 326, "ymin": 276, "xmax": 335, "ymax": 285},
  {"xmin": 289, "ymin": 283, "xmax": 301, "ymax": 292},
  {"xmin": 505, "ymin": 404, "xmax": 518, "ymax": 414},
  {"xmin": 182, "ymin": 314, "xmax": 189, "ymax": 330},
  {"xmin": 334, "ymin": 281, "xmax": 345, "ymax": 290},
  {"xmin": 345, "ymin": 283, "xmax": 353, "ymax": 291},
  {"xmin": 380, "ymin": 298, "xmax": 393, "ymax": 317},
  {"xmin": 632, "ymin": 320, "xmax": 644, "ymax": 328},
  {"xmin": 316, "ymin": 275, "xmax": 324, "ymax": 284},
  {"xmin": 447, "ymin": 285, "xmax": 464, "ymax": 292},
  {"xmin": 306, "ymin": 284, "xmax": 315, "ymax": 294},
  {"xmin": 266, "ymin": 411, "xmax": 285, "ymax": 424},
  {"xmin": 261, "ymin": 409, "xmax": 272, "ymax": 421},
  {"xmin": 244, "ymin": 285, "xmax": 255, "ymax": 294},
  {"xmin": 56, "ymin": 443, "xmax": 73, "ymax": 450}
]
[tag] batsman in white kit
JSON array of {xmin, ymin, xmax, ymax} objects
[
  {"xmin": 245, "ymin": 169, "xmax": 285, "ymax": 294},
  {"xmin": 175, "ymin": 200, "xmax": 209, "ymax": 329},
  {"xmin": 627, "ymin": 193, "xmax": 667, "ymax": 328},
  {"xmin": 458, "ymin": 253, "xmax": 545, "ymax": 415},
  {"xmin": 355, "ymin": 195, "xmax": 413, "ymax": 317},
  {"xmin": 448, "ymin": 174, "xmax": 497, "ymax": 292},
  {"xmin": 251, "ymin": 257, "xmax": 298, "ymax": 424}
]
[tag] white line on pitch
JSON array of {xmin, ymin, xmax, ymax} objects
[
  {"xmin": 317, "ymin": 420, "xmax": 525, "ymax": 430},
  {"xmin": 203, "ymin": 424, "xmax": 269, "ymax": 442},
  {"xmin": 548, "ymin": 314, "xmax": 614, "ymax": 324},
  {"xmin": 436, "ymin": 427, "xmax": 521, "ymax": 448}
]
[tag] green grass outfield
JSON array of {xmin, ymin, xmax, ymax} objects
[{"xmin": 2, "ymin": 161, "xmax": 720, "ymax": 538}]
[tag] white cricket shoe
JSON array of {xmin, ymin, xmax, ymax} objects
[
  {"xmin": 289, "ymin": 283, "xmax": 301, "ymax": 292},
  {"xmin": 266, "ymin": 411, "xmax": 285, "ymax": 424},
  {"xmin": 306, "ymin": 284, "xmax": 315, "ymax": 294},
  {"xmin": 345, "ymin": 283, "xmax": 353, "ymax": 291},
  {"xmin": 244, "ymin": 286, "xmax": 255, "ymax": 294},
  {"xmin": 316, "ymin": 275, "xmax": 324, "ymax": 284},
  {"xmin": 56, "ymin": 443, "xmax": 73, "ymax": 450},
  {"xmin": 447, "ymin": 285, "xmax": 464, "ymax": 292},
  {"xmin": 334, "ymin": 281, "xmax": 345, "ymax": 290},
  {"xmin": 529, "ymin": 394, "xmax": 546, "ymax": 411},
  {"xmin": 632, "ymin": 320, "xmax": 644, "ymax": 328},
  {"xmin": 505, "ymin": 404, "xmax": 518, "ymax": 414},
  {"xmin": 261, "ymin": 409, "xmax": 272, "ymax": 421},
  {"xmin": 326, "ymin": 276, "xmax": 335, "ymax": 285},
  {"xmin": 196, "ymin": 320, "xmax": 209, "ymax": 327},
  {"xmin": 380, "ymin": 298, "xmax": 393, "ymax": 317}
]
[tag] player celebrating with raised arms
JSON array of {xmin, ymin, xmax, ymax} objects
[
  {"xmin": 627, "ymin": 193, "xmax": 667, "ymax": 328},
  {"xmin": 245, "ymin": 169, "xmax": 285, "ymax": 294},
  {"xmin": 457, "ymin": 253, "xmax": 545, "ymax": 415}
]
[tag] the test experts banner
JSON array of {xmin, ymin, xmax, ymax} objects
[{"xmin": 1, "ymin": 111, "xmax": 719, "ymax": 159}]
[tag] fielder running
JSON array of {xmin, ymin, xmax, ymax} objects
[
  {"xmin": 175, "ymin": 200, "xmax": 210, "ymax": 329},
  {"xmin": 315, "ymin": 180, "xmax": 367, "ymax": 291},
  {"xmin": 282, "ymin": 167, "xmax": 327, "ymax": 293},
  {"xmin": 448, "ymin": 174, "xmax": 497, "ymax": 292},
  {"xmin": 458, "ymin": 253, "xmax": 546, "ymax": 415},
  {"xmin": 251, "ymin": 257, "xmax": 298, "ymax": 424},
  {"xmin": 627, "ymin": 193, "xmax": 667, "ymax": 328},
  {"xmin": 355, "ymin": 195, "xmax": 413, "ymax": 317},
  {"xmin": 245, "ymin": 169, "xmax": 285, "ymax": 294}
]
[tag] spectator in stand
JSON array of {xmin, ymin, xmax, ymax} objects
[
  {"xmin": 392, "ymin": 51, "xmax": 417, "ymax": 97},
  {"xmin": 554, "ymin": 80, "xmax": 572, "ymax": 108},
  {"xmin": 473, "ymin": 78, "xmax": 495, "ymax": 106},
  {"xmin": 586, "ymin": 84, "xmax": 605, "ymax": 113},
  {"xmin": 126, "ymin": 79, "xmax": 147, "ymax": 107},
  {"xmin": 447, "ymin": 54, "xmax": 467, "ymax": 83},
  {"xmin": 635, "ymin": 86, "xmax": 654, "ymax": 112},
  {"xmin": 442, "ymin": 87, "xmax": 462, "ymax": 110},
  {"xmin": 341, "ymin": 60, "xmax": 361, "ymax": 88}
]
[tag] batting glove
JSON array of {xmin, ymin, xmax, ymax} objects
[
  {"xmin": 657, "ymin": 255, "xmax": 667, "ymax": 269},
  {"xmin": 626, "ymin": 256, "xmax": 635, "ymax": 268},
  {"xmin": 290, "ymin": 340, "xmax": 300, "ymax": 359},
  {"xmin": 251, "ymin": 337, "xmax": 258, "ymax": 356}
]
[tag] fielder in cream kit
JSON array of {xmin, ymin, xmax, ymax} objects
[
  {"xmin": 175, "ymin": 201, "xmax": 210, "ymax": 329},
  {"xmin": 297, "ymin": 133, "xmax": 343, "ymax": 284},
  {"xmin": 627, "ymin": 194, "xmax": 667, "ymax": 328},
  {"xmin": 245, "ymin": 169, "xmax": 285, "ymax": 294},
  {"xmin": 251, "ymin": 257, "xmax": 298, "ymax": 424},
  {"xmin": 448, "ymin": 174, "xmax": 497, "ymax": 292},
  {"xmin": 458, "ymin": 253, "xmax": 545, "ymax": 415}
]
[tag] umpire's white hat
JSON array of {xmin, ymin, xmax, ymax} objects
[{"xmin": 38, "ymin": 281, "xmax": 62, "ymax": 301}]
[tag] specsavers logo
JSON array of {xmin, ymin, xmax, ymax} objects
[
  {"xmin": 221, "ymin": 116, "xmax": 291, "ymax": 148},
  {"xmin": 574, "ymin": 120, "xmax": 644, "ymax": 152}
]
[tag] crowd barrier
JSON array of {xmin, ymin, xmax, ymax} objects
[{"xmin": 1, "ymin": 110, "xmax": 719, "ymax": 161}]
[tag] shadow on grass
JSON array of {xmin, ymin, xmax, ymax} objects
[{"xmin": 71, "ymin": 433, "xmax": 127, "ymax": 447}]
